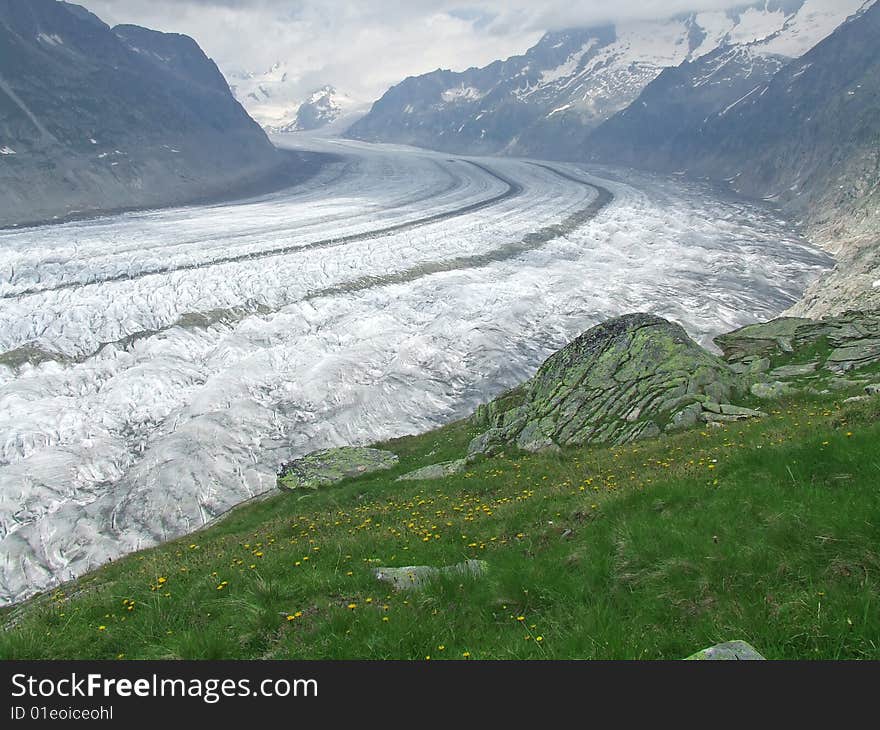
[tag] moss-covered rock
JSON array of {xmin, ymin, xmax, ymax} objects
[
  {"xmin": 750, "ymin": 381, "xmax": 796, "ymax": 399},
  {"xmin": 277, "ymin": 447, "xmax": 398, "ymax": 491},
  {"xmin": 715, "ymin": 317, "xmax": 813, "ymax": 361},
  {"xmin": 468, "ymin": 313, "xmax": 741, "ymax": 454},
  {"xmin": 715, "ymin": 311, "xmax": 880, "ymax": 374}
]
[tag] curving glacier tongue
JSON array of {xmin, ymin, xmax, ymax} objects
[{"xmin": 0, "ymin": 137, "xmax": 831, "ymax": 604}]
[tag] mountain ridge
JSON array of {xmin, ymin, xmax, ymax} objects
[
  {"xmin": 0, "ymin": 0, "xmax": 310, "ymax": 228},
  {"xmin": 346, "ymin": 1, "xmax": 860, "ymax": 158}
]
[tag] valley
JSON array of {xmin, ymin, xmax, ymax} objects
[{"xmin": 0, "ymin": 136, "xmax": 831, "ymax": 605}]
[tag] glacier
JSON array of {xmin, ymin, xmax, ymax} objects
[{"xmin": 0, "ymin": 136, "xmax": 832, "ymax": 604}]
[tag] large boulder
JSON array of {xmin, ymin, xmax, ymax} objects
[
  {"xmin": 277, "ymin": 447, "xmax": 398, "ymax": 490},
  {"xmin": 469, "ymin": 313, "xmax": 741, "ymax": 454}
]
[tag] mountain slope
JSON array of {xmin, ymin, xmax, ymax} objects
[
  {"xmin": 280, "ymin": 85, "xmax": 366, "ymax": 134},
  {"xmin": 0, "ymin": 0, "xmax": 292, "ymax": 227},
  {"xmin": 589, "ymin": 1, "xmax": 876, "ymax": 231},
  {"xmin": 346, "ymin": 1, "xmax": 856, "ymax": 158},
  {"xmin": 226, "ymin": 61, "xmax": 302, "ymax": 131},
  {"xmin": 588, "ymin": 1, "xmax": 879, "ymax": 317}
]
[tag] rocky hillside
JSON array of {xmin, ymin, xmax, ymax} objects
[
  {"xmin": 589, "ymin": 1, "xmax": 878, "ymax": 242},
  {"xmin": 0, "ymin": 0, "xmax": 295, "ymax": 227},
  {"xmin": 346, "ymin": 1, "xmax": 858, "ymax": 158},
  {"xmin": 7, "ymin": 309, "xmax": 880, "ymax": 659}
]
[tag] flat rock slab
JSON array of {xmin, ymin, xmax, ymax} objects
[
  {"xmin": 750, "ymin": 381, "xmax": 796, "ymax": 399},
  {"xmin": 827, "ymin": 340, "xmax": 880, "ymax": 373},
  {"xmin": 701, "ymin": 404, "xmax": 766, "ymax": 423},
  {"xmin": 714, "ymin": 318, "xmax": 813, "ymax": 360},
  {"xmin": 397, "ymin": 459, "xmax": 467, "ymax": 482},
  {"xmin": 685, "ymin": 640, "xmax": 765, "ymax": 660},
  {"xmin": 769, "ymin": 362, "xmax": 818, "ymax": 378},
  {"xmin": 374, "ymin": 559, "xmax": 488, "ymax": 591},
  {"xmin": 277, "ymin": 447, "xmax": 398, "ymax": 491}
]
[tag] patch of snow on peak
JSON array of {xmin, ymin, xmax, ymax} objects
[
  {"xmin": 226, "ymin": 61, "xmax": 302, "ymax": 130},
  {"xmin": 758, "ymin": 0, "xmax": 865, "ymax": 57},
  {"xmin": 539, "ymin": 40, "xmax": 597, "ymax": 87},
  {"xmin": 36, "ymin": 33, "xmax": 64, "ymax": 46},
  {"xmin": 691, "ymin": 11, "xmax": 738, "ymax": 59},
  {"xmin": 441, "ymin": 85, "xmax": 484, "ymax": 103},
  {"xmin": 547, "ymin": 103, "xmax": 573, "ymax": 117},
  {"xmin": 727, "ymin": 7, "xmax": 788, "ymax": 44}
]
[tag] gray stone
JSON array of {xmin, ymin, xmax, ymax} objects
[
  {"xmin": 769, "ymin": 361, "xmax": 818, "ymax": 378},
  {"xmin": 826, "ymin": 378, "xmax": 868, "ymax": 391},
  {"xmin": 515, "ymin": 418, "xmax": 558, "ymax": 452},
  {"xmin": 635, "ymin": 421, "xmax": 662, "ymax": 441},
  {"xmin": 827, "ymin": 339, "xmax": 880, "ymax": 373},
  {"xmin": 658, "ymin": 394, "xmax": 705, "ymax": 414},
  {"xmin": 396, "ymin": 459, "xmax": 467, "ymax": 482},
  {"xmin": 277, "ymin": 447, "xmax": 398, "ymax": 491},
  {"xmin": 467, "ymin": 314, "xmax": 739, "ymax": 451},
  {"xmin": 374, "ymin": 559, "xmax": 488, "ymax": 591},
  {"xmin": 467, "ymin": 428, "xmax": 506, "ymax": 458},
  {"xmin": 666, "ymin": 402, "xmax": 702, "ymax": 432},
  {"xmin": 844, "ymin": 395, "xmax": 871, "ymax": 404},
  {"xmin": 714, "ymin": 318, "xmax": 815, "ymax": 361},
  {"xmin": 750, "ymin": 381, "xmax": 795, "ymax": 399},
  {"xmin": 685, "ymin": 640, "xmax": 765, "ymax": 660},
  {"xmin": 719, "ymin": 404, "xmax": 767, "ymax": 418},
  {"xmin": 702, "ymin": 412, "xmax": 743, "ymax": 423},
  {"xmin": 866, "ymin": 383, "xmax": 880, "ymax": 396}
]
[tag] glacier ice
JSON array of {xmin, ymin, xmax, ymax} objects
[{"xmin": 0, "ymin": 136, "xmax": 831, "ymax": 604}]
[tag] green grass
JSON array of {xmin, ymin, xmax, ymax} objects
[{"xmin": 2, "ymin": 391, "xmax": 879, "ymax": 660}]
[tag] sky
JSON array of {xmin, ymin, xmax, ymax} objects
[{"xmin": 76, "ymin": 0, "xmax": 799, "ymax": 102}]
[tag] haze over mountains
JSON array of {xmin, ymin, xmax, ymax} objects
[
  {"xmin": 226, "ymin": 63, "xmax": 366, "ymax": 133},
  {"xmin": 0, "ymin": 0, "xmax": 297, "ymax": 227},
  {"xmin": 348, "ymin": 1, "xmax": 864, "ymax": 155},
  {"xmin": 347, "ymin": 0, "xmax": 879, "ymax": 313}
]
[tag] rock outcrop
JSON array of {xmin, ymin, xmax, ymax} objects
[
  {"xmin": 277, "ymin": 447, "xmax": 398, "ymax": 491},
  {"xmin": 468, "ymin": 313, "xmax": 746, "ymax": 456},
  {"xmin": 716, "ymin": 311, "xmax": 880, "ymax": 377}
]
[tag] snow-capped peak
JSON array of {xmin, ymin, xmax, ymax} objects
[{"xmin": 281, "ymin": 86, "xmax": 368, "ymax": 134}]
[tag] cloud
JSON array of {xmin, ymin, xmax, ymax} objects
[{"xmin": 74, "ymin": 1, "xmax": 822, "ymax": 103}]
